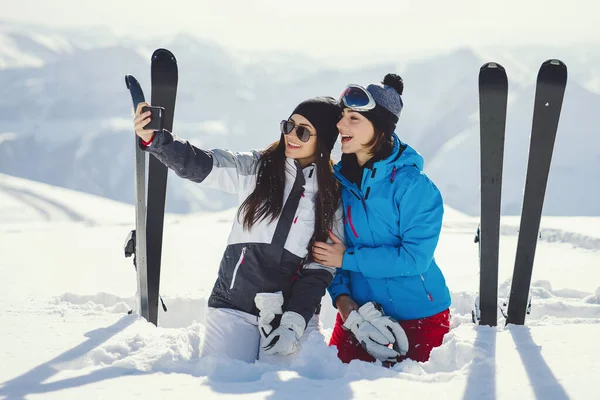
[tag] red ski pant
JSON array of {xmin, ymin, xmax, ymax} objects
[{"xmin": 329, "ymin": 309, "xmax": 451, "ymax": 363}]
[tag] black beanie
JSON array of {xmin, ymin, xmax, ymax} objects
[{"xmin": 290, "ymin": 96, "xmax": 341, "ymax": 154}]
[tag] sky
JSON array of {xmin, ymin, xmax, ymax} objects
[{"xmin": 2, "ymin": 0, "xmax": 599, "ymax": 62}]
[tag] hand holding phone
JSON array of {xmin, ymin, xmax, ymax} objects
[
  {"xmin": 133, "ymin": 102, "xmax": 163, "ymax": 143},
  {"xmin": 141, "ymin": 106, "xmax": 165, "ymax": 132}
]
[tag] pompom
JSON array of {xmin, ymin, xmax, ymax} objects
[{"xmin": 382, "ymin": 73, "xmax": 404, "ymax": 95}]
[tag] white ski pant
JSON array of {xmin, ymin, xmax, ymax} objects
[{"xmin": 200, "ymin": 307, "xmax": 321, "ymax": 364}]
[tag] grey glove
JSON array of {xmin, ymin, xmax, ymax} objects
[
  {"xmin": 358, "ymin": 302, "xmax": 409, "ymax": 356},
  {"xmin": 262, "ymin": 311, "xmax": 305, "ymax": 356},
  {"xmin": 343, "ymin": 309, "xmax": 400, "ymax": 362}
]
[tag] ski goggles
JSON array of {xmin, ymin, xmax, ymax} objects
[
  {"xmin": 280, "ymin": 120, "xmax": 315, "ymax": 142},
  {"xmin": 338, "ymin": 84, "xmax": 376, "ymax": 111}
]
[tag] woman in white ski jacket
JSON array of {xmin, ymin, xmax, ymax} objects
[{"xmin": 133, "ymin": 97, "xmax": 345, "ymax": 363}]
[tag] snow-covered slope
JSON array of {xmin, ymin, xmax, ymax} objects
[
  {"xmin": 1, "ymin": 178, "xmax": 599, "ymax": 399},
  {"xmin": 0, "ymin": 172, "xmax": 133, "ymax": 225}
]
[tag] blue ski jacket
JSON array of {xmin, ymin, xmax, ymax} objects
[{"xmin": 328, "ymin": 133, "xmax": 451, "ymax": 320}]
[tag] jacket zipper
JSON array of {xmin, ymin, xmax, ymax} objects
[
  {"xmin": 346, "ymin": 206, "xmax": 359, "ymax": 238},
  {"xmin": 420, "ymin": 275, "xmax": 434, "ymax": 301},
  {"xmin": 230, "ymin": 247, "xmax": 247, "ymax": 289},
  {"xmin": 390, "ymin": 166, "xmax": 397, "ymax": 183}
]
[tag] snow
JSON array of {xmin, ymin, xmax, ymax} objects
[
  {"xmin": 0, "ymin": 34, "xmax": 45, "ymax": 69},
  {"xmin": 0, "ymin": 132, "xmax": 18, "ymax": 146},
  {"xmin": 28, "ymin": 33, "xmax": 74, "ymax": 54},
  {"xmin": 0, "ymin": 173, "xmax": 134, "ymax": 225},
  {"xmin": 1, "ymin": 175, "xmax": 600, "ymax": 399}
]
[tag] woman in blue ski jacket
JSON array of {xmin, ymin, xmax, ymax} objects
[{"xmin": 312, "ymin": 74, "xmax": 451, "ymax": 364}]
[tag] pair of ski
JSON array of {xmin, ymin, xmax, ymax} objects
[
  {"xmin": 123, "ymin": 49, "xmax": 178, "ymax": 326},
  {"xmin": 474, "ymin": 59, "xmax": 567, "ymax": 327}
]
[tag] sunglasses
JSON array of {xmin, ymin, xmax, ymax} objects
[{"xmin": 280, "ymin": 120, "xmax": 316, "ymax": 142}]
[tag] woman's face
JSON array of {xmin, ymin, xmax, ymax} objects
[
  {"xmin": 283, "ymin": 113, "xmax": 318, "ymax": 167},
  {"xmin": 337, "ymin": 109, "xmax": 375, "ymax": 155}
]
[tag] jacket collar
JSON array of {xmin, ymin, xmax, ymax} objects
[
  {"xmin": 334, "ymin": 134, "xmax": 408, "ymax": 189},
  {"xmin": 285, "ymin": 158, "xmax": 317, "ymax": 194}
]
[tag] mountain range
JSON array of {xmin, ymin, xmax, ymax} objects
[{"xmin": 1, "ymin": 20, "xmax": 599, "ymax": 216}]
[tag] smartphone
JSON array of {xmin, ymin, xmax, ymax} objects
[{"xmin": 141, "ymin": 106, "xmax": 165, "ymax": 131}]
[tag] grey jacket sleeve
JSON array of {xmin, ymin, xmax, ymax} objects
[
  {"xmin": 141, "ymin": 130, "xmax": 260, "ymax": 194},
  {"xmin": 286, "ymin": 203, "xmax": 346, "ymax": 326}
]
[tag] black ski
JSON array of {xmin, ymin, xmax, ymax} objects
[
  {"xmin": 146, "ymin": 49, "xmax": 178, "ymax": 326},
  {"xmin": 506, "ymin": 59, "xmax": 567, "ymax": 326},
  {"xmin": 474, "ymin": 62, "xmax": 508, "ymax": 327},
  {"xmin": 124, "ymin": 75, "xmax": 150, "ymax": 321}
]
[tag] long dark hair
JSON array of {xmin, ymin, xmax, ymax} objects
[
  {"xmin": 237, "ymin": 134, "xmax": 340, "ymax": 245},
  {"xmin": 365, "ymin": 127, "xmax": 394, "ymax": 160}
]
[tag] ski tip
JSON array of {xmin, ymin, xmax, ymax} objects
[
  {"xmin": 481, "ymin": 61, "xmax": 505, "ymax": 71},
  {"xmin": 538, "ymin": 59, "xmax": 568, "ymax": 82},
  {"xmin": 479, "ymin": 62, "xmax": 508, "ymax": 87},
  {"xmin": 545, "ymin": 59, "xmax": 566, "ymax": 67},
  {"xmin": 540, "ymin": 59, "xmax": 567, "ymax": 73},
  {"xmin": 125, "ymin": 74, "xmax": 140, "ymax": 89},
  {"xmin": 151, "ymin": 48, "xmax": 177, "ymax": 63}
]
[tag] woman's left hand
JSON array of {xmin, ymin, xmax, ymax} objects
[{"xmin": 312, "ymin": 231, "xmax": 346, "ymax": 268}]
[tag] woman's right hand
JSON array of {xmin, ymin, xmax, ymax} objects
[
  {"xmin": 336, "ymin": 295, "xmax": 359, "ymax": 322},
  {"xmin": 133, "ymin": 102, "xmax": 156, "ymax": 143}
]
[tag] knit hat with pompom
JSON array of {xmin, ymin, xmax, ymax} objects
[{"xmin": 359, "ymin": 73, "xmax": 404, "ymax": 136}]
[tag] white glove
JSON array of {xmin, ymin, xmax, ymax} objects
[
  {"xmin": 262, "ymin": 311, "xmax": 305, "ymax": 356},
  {"xmin": 343, "ymin": 310, "xmax": 400, "ymax": 362},
  {"xmin": 254, "ymin": 291, "xmax": 284, "ymax": 341},
  {"xmin": 358, "ymin": 302, "xmax": 409, "ymax": 356}
]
